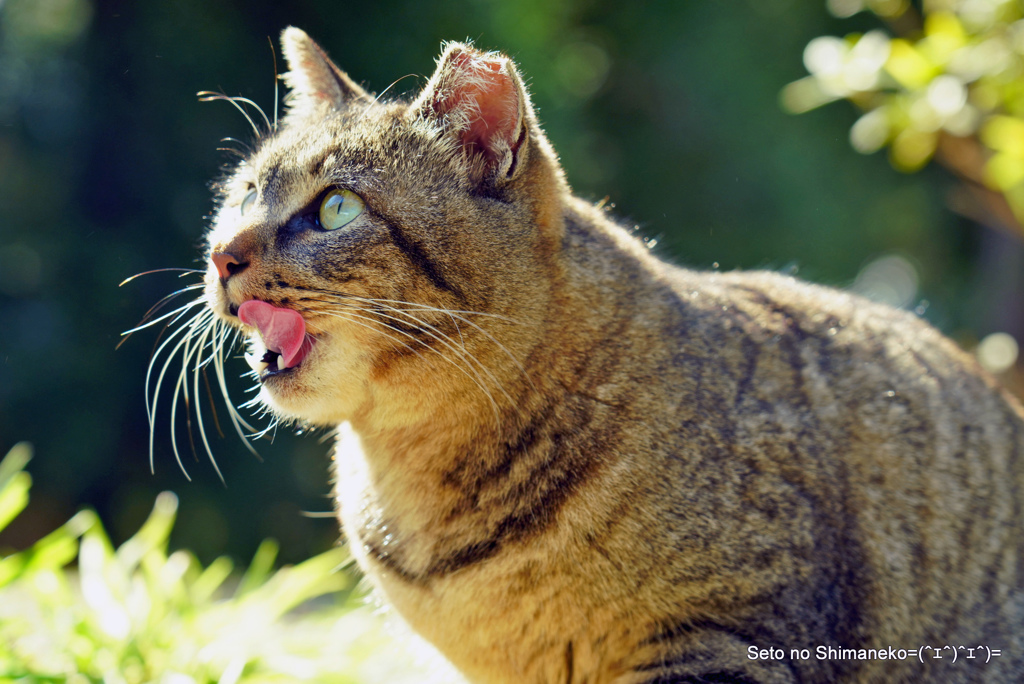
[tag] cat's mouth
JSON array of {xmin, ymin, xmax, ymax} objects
[
  {"xmin": 244, "ymin": 335, "xmax": 316, "ymax": 378},
  {"xmin": 237, "ymin": 300, "xmax": 316, "ymax": 379}
]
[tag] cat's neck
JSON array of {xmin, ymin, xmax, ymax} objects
[
  {"xmin": 346, "ymin": 197, "xmax": 650, "ymax": 440},
  {"xmin": 336, "ymin": 198, "xmax": 671, "ymax": 562}
]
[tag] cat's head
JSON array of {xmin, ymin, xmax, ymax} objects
[{"xmin": 203, "ymin": 28, "xmax": 565, "ymax": 426}]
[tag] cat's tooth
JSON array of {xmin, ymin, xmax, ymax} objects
[{"xmin": 245, "ymin": 351, "xmax": 270, "ymax": 374}]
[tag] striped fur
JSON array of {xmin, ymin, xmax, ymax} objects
[{"xmin": 201, "ymin": 28, "xmax": 1024, "ymax": 683}]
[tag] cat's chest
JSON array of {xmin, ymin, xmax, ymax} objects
[
  {"xmin": 332, "ymin": 426, "xmax": 612, "ymax": 682},
  {"xmin": 342, "ymin": 506, "xmax": 598, "ymax": 683}
]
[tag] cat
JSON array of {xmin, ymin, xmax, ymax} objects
[{"xmin": 189, "ymin": 27, "xmax": 1024, "ymax": 683}]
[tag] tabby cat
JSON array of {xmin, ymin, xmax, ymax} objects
[{"xmin": 193, "ymin": 27, "xmax": 1024, "ymax": 683}]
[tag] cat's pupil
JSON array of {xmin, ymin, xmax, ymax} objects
[
  {"xmin": 324, "ymin": 194, "xmax": 343, "ymax": 215},
  {"xmin": 317, "ymin": 189, "xmax": 364, "ymax": 230}
]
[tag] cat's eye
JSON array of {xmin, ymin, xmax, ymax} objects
[
  {"xmin": 240, "ymin": 189, "xmax": 257, "ymax": 216},
  {"xmin": 319, "ymin": 189, "xmax": 364, "ymax": 230}
]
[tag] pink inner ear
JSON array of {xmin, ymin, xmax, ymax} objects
[{"xmin": 434, "ymin": 50, "xmax": 521, "ymax": 164}]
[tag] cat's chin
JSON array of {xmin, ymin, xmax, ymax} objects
[
  {"xmin": 257, "ymin": 381, "xmax": 362, "ymax": 426},
  {"xmin": 253, "ymin": 341, "xmax": 372, "ymax": 426}
]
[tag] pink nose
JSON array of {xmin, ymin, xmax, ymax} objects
[{"xmin": 211, "ymin": 252, "xmax": 247, "ymax": 280}]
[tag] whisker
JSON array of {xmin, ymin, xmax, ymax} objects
[
  {"xmin": 119, "ymin": 268, "xmax": 204, "ymax": 287},
  {"xmin": 337, "ymin": 291, "xmax": 520, "ymax": 324},
  {"xmin": 122, "ymin": 297, "xmax": 207, "ymax": 337},
  {"xmin": 212, "ymin": 325, "xmax": 264, "ymax": 458},
  {"xmin": 268, "ymin": 35, "xmax": 280, "ymax": 131},
  {"xmin": 366, "ymin": 73, "xmax": 420, "ymax": 112},
  {"xmin": 167, "ymin": 312, "xmax": 208, "ymax": 478},
  {"xmin": 212, "ymin": 325, "xmax": 263, "ymax": 456},
  {"xmin": 145, "ymin": 307, "xmax": 208, "ymax": 433},
  {"xmin": 190, "ymin": 320, "xmax": 226, "ymax": 485},
  {"xmin": 121, "ymin": 297, "xmax": 207, "ymax": 353},
  {"xmin": 232, "ymin": 96, "xmax": 272, "ymax": 132},
  {"xmin": 149, "ymin": 310, "xmax": 213, "ymax": 479},
  {"xmin": 201, "ymin": 365, "xmax": 225, "ymax": 439},
  {"xmin": 358, "ymin": 305, "xmax": 508, "ymax": 397},
  {"xmin": 131, "ymin": 269, "xmax": 282, "ymax": 479},
  {"xmin": 220, "ymin": 136, "xmax": 254, "ymax": 155},
  {"xmin": 240, "ymin": 408, "xmax": 280, "ymax": 440},
  {"xmin": 318, "ymin": 307, "xmax": 502, "ymax": 420},
  {"xmin": 376, "ymin": 306, "xmax": 516, "ymax": 411},
  {"xmin": 134, "ymin": 283, "xmax": 205, "ymax": 325},
  {"xmin": 312, "ymin": 292, "xmax": 532, "ymax": 400},
  {"xmin": 366, "ymin": 297, "xmax": 535, "ymax": 393},
  {"xmin": 296, "ymin": 289, "xmax": 526, "ymax": 390},
  {"xmin": 197, "ymin": 91, "xmax": 265, "ymax": 137},
  {"xmin": 319, "ymin": 309, "xmax": 424, "ymax": 360},
  {"xmin": 216, "ymin": 146, "xmax": 249, "ymax": 160},
  {"xmin": 140, "ymin": 284, "xmax": 206, "ymax": 318},
  {"xmin": 147, "ymin": 328, "xmax": 191, "ymax": 464}
]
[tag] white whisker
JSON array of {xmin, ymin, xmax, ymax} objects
[
  {"xmin": 198, "ymin": 91, "xmax": 265, "ymax": 137},
  {"xmin": 268, "ymin": 35, "xmax": 280, "ymax": 131},
  {"xmin": 360, "ymin": 305, "xmax": 514, "ymax": 409},
  {"xmin": 150, "ymin": 309, "xmax": 212, "ymax": 479},
  {"xmin": 123, "ymin": 297, "xmax": 207, "ymax": 337},
  {"xmin": 212, "ymin": 324, "xmax": 263, "ymax": 455},
  {"xmin": 144, "ymin": 307, "xmax": 207, "ymax": 432},
  {"xmin": 364, "ymin": 73, "xmax": 420, "ymax": 115},
  {"xmin": 320, "ymin": 309, "xmax": 424, "ymax": 359},
  {"xmin": 308, "ymin": 291, "xmax": 532, "ymax": 401},
  {"xmin": 219, "ymin": 136, "xmax": 254, "ymax": 155},
  {"xmin": 369, "ymin": 297, "xmax": 535, "ymax": 393},
  {"xmin": 118, "ymin": 267, "xmax": 203, "ymax": 287},
  {"xmin": 190, "ymin": 321, "xmax": 226, "ymax": 485},
  {"xmin": 318, "ymin": 306, "xmax": 502, "ymax": 420}
]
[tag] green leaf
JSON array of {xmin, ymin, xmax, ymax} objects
[
  {"xmin": 252, "ymin": 547, "xmax": 352, "ymax": 619},
  {"xmin": 922, "ymin": 11, "xmax": 967, "ymax": 63},
  {"xmin": 780, "ymin": 76, "xmax": 841, "ymax": 114},
  {"xmin": 117, "ymin": 491, "xmax": 178, "ymax": 571},
  {"xmin": 982, "ymin": 115, "xmax": 1024, "ymax": 157},
  {"xmin": 0, "ymin": 472, "xmax": 31, "ymax": 537},
  {"xmin": 885, "ymin": 39, "xmax": 937, "ymax": 90},
  {"xmin": 985, "ymin": 151, "xmax": 1024, "ymax": 191},
  {"xmin": 24, "ymin": 509, "xmax": 98, "ymax": 573},
  {"xmin": 0, "ymin": 553, "xmax": 26, "ymax": 588},
  {"xmin": 0, "ymin": 443, "xmax": 32, "ymax": 498},
  {"xmin": 850, "ymin": 106, "xmax": 891, "ymax": 154},
  {"xmin": 236, "ymin": 539, "xmax": 279, "ymax": 597},
  {"xmin": 191, "ymin": 555, "xmax": 234, "ymax": 605},
  {"xmin": 0, "ymin": 451, "xmax": 407, "ymax": 681},
  {"xmin": 889, "ymin": 128, "xmax": 937, "ymax": 172}
]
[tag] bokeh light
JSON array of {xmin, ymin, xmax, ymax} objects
[
  {"xmin": 851, "ymin": 253, "xmax": 920, "ymax": 309},
  {"xmin": 978, "ymin": 331, "xmax": 1020, "ymax": 373}
]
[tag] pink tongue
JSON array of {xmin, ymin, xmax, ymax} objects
[{"xmin": 237, "ymin": 300, "xmax": 308, "ymax": 369}]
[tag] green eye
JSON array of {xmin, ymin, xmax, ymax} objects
[
  {"xmin": 319, "ymin": 189, "xmax": 365, "ymax": 230},
  {"xmin": 240, "ymin": 189, "xmax": 257, "ymax": 216}
]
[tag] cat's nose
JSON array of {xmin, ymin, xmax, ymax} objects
[{"xmin": 211, "ymin": 252, "xmax": 249, "ymax": 280}]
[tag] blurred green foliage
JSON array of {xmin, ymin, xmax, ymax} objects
[
  {"xmin": 0, "ymin": 443, "xmax": 458, "ymax": 683},
  {"xmin": 784, "ymin": 0, "xmax": 1024, "ymax": 233},
  {"xmin": 0, "ymin": 0, "xmax": 1020, "ymax": 567}
]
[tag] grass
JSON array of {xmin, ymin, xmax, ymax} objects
[{"xmin": 0, "ymin": 443, "xmax": 461, "ymax": 684}]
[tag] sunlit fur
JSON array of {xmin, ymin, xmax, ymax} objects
[{"xmin": 139, "ymin": 28, "xmax": 1024, "ymax": 683}]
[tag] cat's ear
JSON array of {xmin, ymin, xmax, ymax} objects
[
  {"xmin": 280, "ymin": 27, "xmax": 371, "ymax": 115},
  {"xmin": 411, "ymin": 43, "xmax": 530, "ymax": 185}
]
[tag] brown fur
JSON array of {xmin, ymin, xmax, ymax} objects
[{"xmin": 200, "ymin": 27, "xmax": 1024, "ymax": 683}]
